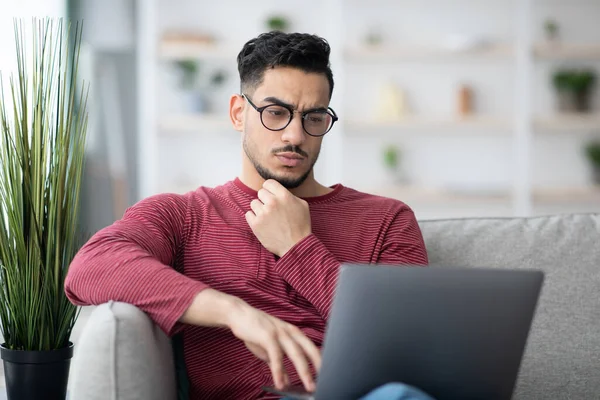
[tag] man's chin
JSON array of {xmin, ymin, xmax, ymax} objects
[{"xmin": 263, "ymin": 169, "xmax": 311, "ymax": 189}]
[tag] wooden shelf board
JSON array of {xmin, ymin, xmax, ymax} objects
[
  {"xmin": 534, "ymin": 113, "xmax": 600, "ymax": 132},
  {"xmin": 534, "ymin": 42, "xmax": 600, "ymax": 60}
]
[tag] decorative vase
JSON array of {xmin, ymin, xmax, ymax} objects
[
  {"xmin": 557, "ymin": 90, "xmax": 576, "ymax": 112},
  {"xmin": 1, "ymin": 343, "xmax": 73, "ymax": 400},
  {"xmin": 574, "ymin": 89, "xmax": 592, "ymax": 112}
]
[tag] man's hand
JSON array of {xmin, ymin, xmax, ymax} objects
[
  {"xmin": 245, "ymin": 179, "xmax": 312, "ymax": 257},
  {"xmin": 227, "ymin": 298, "xmax": 322, "ymax": 392},
  {"xmin": 180, "ymin": 289, "xmax": 321, "ymax": 392}
]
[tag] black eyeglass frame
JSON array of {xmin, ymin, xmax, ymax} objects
[{"xmin": 242, "ymin": 94, "xmax": 339, "ymax": 137}]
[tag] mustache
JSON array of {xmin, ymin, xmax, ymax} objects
[{"xmin": 272, "ymin": 145, "xmax": 308, "ymax": 158}]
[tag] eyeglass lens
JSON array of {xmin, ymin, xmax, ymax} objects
[{"xmin": 260, "ymin": 105, "xmax": 333, "ymax": 136}]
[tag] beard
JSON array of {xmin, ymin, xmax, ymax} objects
[{"xmin": 243, "ymin": 135, "xmax": 319, "ymax": 189}]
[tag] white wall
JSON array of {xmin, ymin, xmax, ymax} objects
[{"xmin": 149, "ymin": 0, "xmax": 600, "ymax": 214}]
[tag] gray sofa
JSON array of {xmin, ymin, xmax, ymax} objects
[{"xmin": 70, "ymin": 214, "xmax": 600, "ymax": 399}]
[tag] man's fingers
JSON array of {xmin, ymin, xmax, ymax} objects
[
  {"xmin": 257, "ymin": 188, "xmax": 276, "ymax": 205},
  {"xmin": 244, "ymin": 210, "xmax": 256, "ymax": 225},
  {"xmin": 250, "ymin": 199, "xmax": 264, "ymax": 216},
  {"xmin": 266, "ymin": 343, "xmax": 286, "ymax": 389},
  {"xmin": 279, "ymin": 333, "xmax": 316, "ymax": 392},
  {"xmin": 290, "ymin": 329, "xmax": 322, "ymax": 372},
  {"xmin": 263, "ymin": 179, "xmax": 290, "ymax": 198}
]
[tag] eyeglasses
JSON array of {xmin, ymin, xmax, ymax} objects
[{"xmin": 242, "ymin": 94, "xmax": 338, "ymax": 137}]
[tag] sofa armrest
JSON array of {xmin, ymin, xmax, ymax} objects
[{"xmin": 70, "ymin": 301, "xmax": 177, "ymax": 400}]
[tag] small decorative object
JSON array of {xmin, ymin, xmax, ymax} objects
[
  {"xmin": 365, "ymin": 27, "xmax": 383, "ymax": 47},
  {"xmin": 0, "ymin": 19, "xmax": 88, "ymax": 399},
  {"xmin": 584, "ymin": 141, "xmax": 600, "ymax": 185},
  {"xmin": 266, "ymin": 15, "xmax": 290, "ymax": 32},
  {"xmin": 553, "ymin": 69, "xmax": 596, "ymax": 112},
  {"xmin": 544, "ymin": 19, "xmax": 559, "ymax": 42},
  {"xmin": 175, "ymin": 59, "xmax": 199, "ymax": 90},
  {"xmin": 382, "ymin": 145, "xmax": 406, "ymax": 184},
  {"xmin": 173, "ymin": 59, "xmax": 205, "ymax": 113},
  {"xmin": 457, "ymin": 84, "xmax": 474, "ymax": 116},
  {"xmin": 376, "ymin": 83, "xmax": 408, "ymax": 121}
]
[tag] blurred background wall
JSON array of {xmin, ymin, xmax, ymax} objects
[{"xmin": 2, "ymin": 0, "xmax": 600, "ymax": 233}]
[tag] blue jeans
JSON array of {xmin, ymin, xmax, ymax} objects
[
  {"xmin": 283, "ymin": 383, "xmax": 435, "ymax": 400},
  {"xmin": 358, "ymin": 383, "xmax": 435, "ymax": 400}
]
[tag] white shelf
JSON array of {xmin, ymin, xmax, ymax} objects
[
  {"xmin": 364, "ymin": 185, "xmax": 600, "ymax": 205},
  {"xmin": 344, "ymin": 44, "xmax": 514, "ymax": 62},
  {"xmin": 534, "ymin": 113, "xmax": 600, "ymax": 132},
  {"xmin": 159, "ymin": 113, "xmax": 231, "ymax": 133},
  {"xmin": 345, "ymin": 115, "xmax": 512, "ymax": 133},
  {"xmin": 533, "ymin": 42, "xmax": 600, "ymax": 61},
  {"xmin": 159, "ymin": 40, "xmax": 238, "ymax": 61},
  {"xmin": 533, "ymin": 186, "xmax": 600, "ymax": 204}
]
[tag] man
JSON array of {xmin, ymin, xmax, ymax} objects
[{"xmin": 65, "ymin": 31, "xmax": 429, "ymax": 399}]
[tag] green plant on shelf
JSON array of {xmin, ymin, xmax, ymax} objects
[
  {"xmin": 585, "ymin": 141, "xmax": 600, "ymax": 166},
  {"xmin": 552, "ymin": 69, "xmax": 597, "ymax": 112},
  {"xmin": 266, "ymin": 15, "xmax": 290, "ymax": 32},
  {"xmin": 175, "ymin": 59, "xmax": 199, "ymax": 90},
  {"xmin": 383, "ymin": 145, "xmax": 400, "ymax": 170},
  {"xmin": 544, "ymin": 19, "xmax": 559, "ymax": 41},
  {"xmin": 553, "ymin": 70, "xmax": 596, "ymax": 93},
  {"xmin": 584, "ymin": 141, "xmax": 600, "ymax": 185}
]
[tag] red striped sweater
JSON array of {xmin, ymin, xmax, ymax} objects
[{"xmin": 65, "ymin": 178, "xmax": 428, "ymax": 399}]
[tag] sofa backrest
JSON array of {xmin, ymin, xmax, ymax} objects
[{"xmin": 418, "ymin": 214, "xmax": 600, "ymax": 400}]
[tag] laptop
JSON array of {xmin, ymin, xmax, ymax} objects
[{"xmin": 263, "ymin": 265, "xmax": 544, "ymax": 400}]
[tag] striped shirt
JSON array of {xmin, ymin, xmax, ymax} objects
[{"xmin": 65, "ymin": 178, "xmax": 428, "ymax": 399}]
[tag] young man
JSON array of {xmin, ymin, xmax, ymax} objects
[{"xmin": 65, "ymin": 32, "xmax": 429, "ymax": 399}]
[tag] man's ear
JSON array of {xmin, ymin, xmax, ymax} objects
[{"xmin": 230, "ymin": 94, "xmax": 244, "ymax": 132}]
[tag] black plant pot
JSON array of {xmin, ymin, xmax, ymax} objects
[{"xmin": 0, "ymin": 342, "xmax": 73, "ymax": 400}]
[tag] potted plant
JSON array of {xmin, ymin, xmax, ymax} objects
[
  {"xmin": 584, "ymin": 141, "xmax": 600, "ymax": 185},
  {"xmin": 0, "ymin": 19, "xmax": 88, "ymax": 399},
  {"xmin": 173, "ymin": 59, "xmax": 205, "ymax": 112},
  {"xmin": 544, "ymin": 19, "xmax": 559, "ymax": 42},
  {"xmin": 266, "ymin": 15, "xmax": 290, "ymax": 32},
  {"xmin": 552, "ymin": 69, "xmax": 597, "ymax": 112},
  {"xmin": 382, "ymin": 145, "xmax": 405, "ymax": 184}
]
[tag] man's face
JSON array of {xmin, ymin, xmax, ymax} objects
[{"xmin": 240, "ymin": 67, "xmax": 331, "ymax": 189}]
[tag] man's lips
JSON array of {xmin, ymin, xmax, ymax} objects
[{"xmin": 275, "ymin": 152, "xmax": 305, "ymax": 167}]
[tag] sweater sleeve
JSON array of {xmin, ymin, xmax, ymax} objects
[
  {"xmin": 64, "ymin": 193, "xmax": 209, "ymax": 336},
  {"xmin": 273, "ymin": 206, "xmax": 428, "ymax": 320}
]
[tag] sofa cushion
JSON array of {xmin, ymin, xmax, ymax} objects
[
  {"xmin": 70, "ymin": 301, "xmax": 177, "ymax": 400},
  {"xmin": 418, "ymin": 214, "xmax": 600, "ymax": 400}
]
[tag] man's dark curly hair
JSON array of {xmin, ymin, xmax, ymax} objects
[{"xmin": 237, "ymin": 31, "xmax": 334, "ymax": 99}]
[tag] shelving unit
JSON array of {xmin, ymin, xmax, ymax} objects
[
  {"xmin": 344, "ymin": 115, "xmax": 512, "ymax": 134},
  {"xmin": 136, "ymin": 0, "xmax": 600, "ymax": 220},
  {"xmin": 533, "ymin": 42, "xmax": 600, "ymax": 60},
  {"xmin": 534, "ymin": 113, "xmax": 600, "ymax": 132},
  {"xmin": 344, "ymin": 43, "xmax": 514, "ymax": 62}
]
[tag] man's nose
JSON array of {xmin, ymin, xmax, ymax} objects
[{"xmin": 280, "ymin": 114, "xmax": 306, "ymax": 146}]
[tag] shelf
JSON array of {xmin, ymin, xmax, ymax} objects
[
  {"xmin": 363, "ymin": 185, "xmax": 600, "ymax": 205},
  {"xmin": 533, "ymin": 42, "xmax": 600, "ymax": 61},
  {"xmin": 534, "ymin": 113, "xmax": 600, "ymax": 132},
  {"xmin": 159, "ymin": 114, "xmax": 231, "ymax": 133},
  {"xmin": 344, "ymin": 44, "xmax": 513, "ymax": 62},
  {"xmin": 533, "ymin": 186, "xmax": 600, "ymax": 204},
  {"xmin": 159, "ymin": 40, "xmax": 238, "ymax": 61},
  {"xmin": 344, "ymin": 115, "xmax": 512, "ymax": 133},
  {"xmin": 364, "ymin": 185, "xmax": 511, "ymax": 206}
]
